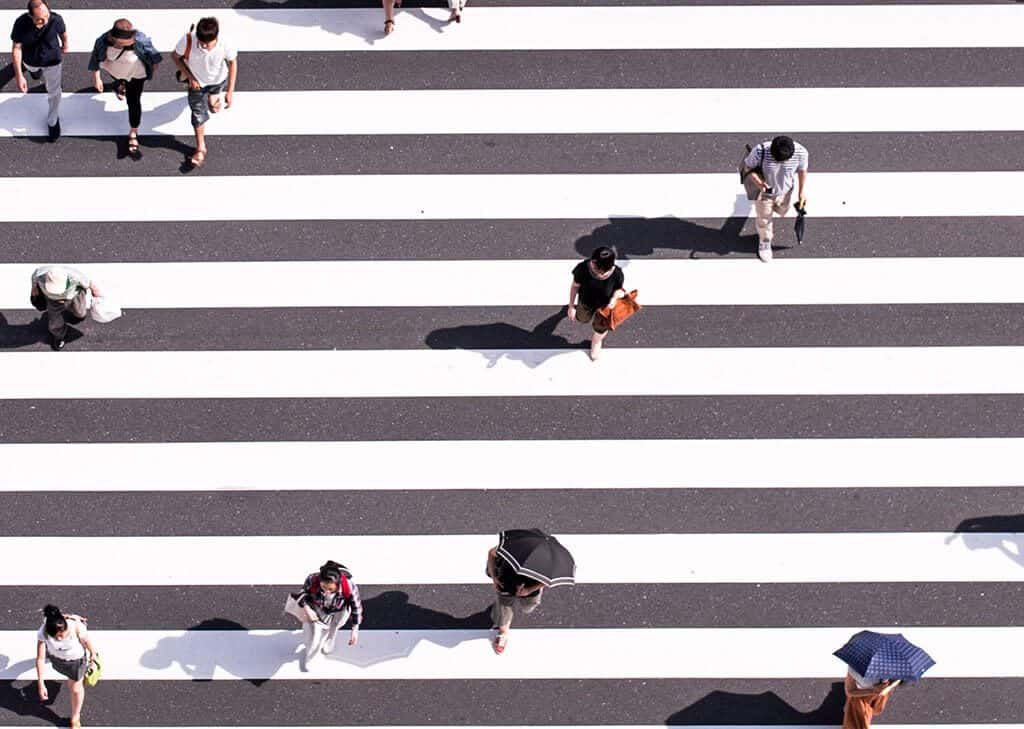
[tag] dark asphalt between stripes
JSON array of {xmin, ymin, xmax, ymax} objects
[
  {"xmin": 2, "ymin": 217, "xmax": 1022, "ymax": 261},
  {"xmin": 0, "ymin": 678, "xmax": 1019, "ymax": 725},
  {"xmin": 4, "ymin": 49, "xmax": 1020, "ymax": 92},
  {"xmin": 4, "ymin": 583, "xmax": 1024, "ymax": 629},
  {"xmin": 2, "ymin": 394, "xmax": 1022, "ymax": 442},
  {"xmin": 3, "ymin": 132, "xmax": 1024, "ymax": 177},
  {"xmin": 2, "ymin": 488, "xmax": 1024, "ymax": 536},
  {"xmin": 3, "ymin": 304, "xmax": 1023, "ymax": 351}
]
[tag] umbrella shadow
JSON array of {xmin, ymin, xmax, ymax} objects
[
  {"xmin": 232, "ymin": 1, "xmax": 449, "ymax": 43},
  {"xmin": 666, "ymin": 682, "xmax": 846, "ymax": 725},
  {"xmin": 945, "ymin": 514, "xmax": 1024, "ymax": 568},
  {"xmin": 424, "ymin": 308, "xmax": 587, "ymax": 369},
  {"xmin": 139, "ymin": 618, "xmax": 291, "ymax": 686},
  {"xmin": 0, "ymin": 313, "xmax": 85, "ymax": 350},
  {"xmin": 0, "ymin": 655, "xmax": 64, "ymax": 726},
  {"xmin": 574, "ymin": 197, "xmax": 794, "ymax": 261}
]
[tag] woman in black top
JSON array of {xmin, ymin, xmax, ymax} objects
[{"xmin": 568, "ymin": 246, "xmax": 625, "ymax": 361}]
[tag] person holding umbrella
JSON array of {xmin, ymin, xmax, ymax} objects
[
  {"xmin": 485, "ymin": 529, "xmax": 575, "ymax": 655},
  {"xmin": 833, "ymin": 630, "xmax": 935, "ymax": 729}
]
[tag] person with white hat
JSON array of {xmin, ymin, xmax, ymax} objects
[{"xmin": 29, "ymin": 265, "xmax": 100, "ymax": 350}]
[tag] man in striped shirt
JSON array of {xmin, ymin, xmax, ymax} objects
[{"xmin": 741, "ymin": 135, "xmax": 808, "ymax": 262}]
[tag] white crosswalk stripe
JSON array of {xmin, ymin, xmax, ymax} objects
[{"xmin": 0, "ymin": 0, "xmax": 1020, "ymax": 725}]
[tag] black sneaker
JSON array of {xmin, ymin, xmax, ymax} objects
[
  {"xmin": 48, "ymin": 120, "xmax": 60, "ymax": 141},
  {"xmin": 50, "ymin": 335, "xmax": 65, "ymax": 351}
]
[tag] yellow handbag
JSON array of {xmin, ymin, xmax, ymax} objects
[{"xmin": 84, "ymin": 653, "xmax": 101, "ymax": 687}]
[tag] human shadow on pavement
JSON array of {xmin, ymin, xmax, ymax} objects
[
  {"xmin": 945, "ymin": 514, "xmax": 1024, "ymax": 568},
  {"xmin": 361, "ymin": 590, "xmax": 491, "ymax": 630},
  {"xmin": 575, "ymin": 214, "xmax": 769, "ymax": 261},
  {"xmin": 0, "ymin": 313, "xmax": 84, "ymax": 350},
  {"xmin": 425, "ymin": 309, "xmax": 587, "ymax": 368},
  {"xmin": 0, "ymin": 655, "xmax": 64, "ymax": 726},
  {"xmin": 233, "ymin": 0, "xmax": 448, "ymax": 43},
  {"xmin": 667, "ymin": 682, "xmax": 846, "ymax": 725}
]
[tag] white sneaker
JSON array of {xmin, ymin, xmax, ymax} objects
[
  {"xmin": 758, "ymin": 239, "xmax": 773, "ymax": 262},
  {"xmin": 322, "ymin": 637, "xmax": 336, "ymax": 654}
]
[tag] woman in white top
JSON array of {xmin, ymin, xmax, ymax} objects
[
  {"xmin": 87, "ymin": 19, "xmax": 162, "ymax": 158},
  {"xmin": 35, "ymin": 604, "xmax": 97, "ymax": 729}
]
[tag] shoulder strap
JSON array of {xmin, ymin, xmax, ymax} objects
[{"xmin": 183, "ymin": 24, "xmax": 194, "ymax": 61}]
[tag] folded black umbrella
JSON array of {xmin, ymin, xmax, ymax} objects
[
  {"xmin": 794, "ymin": 201, "xmax": 807, "ymax": 244},
  {"xmin": 496, "ymin": 529, "xmax": 576, "ymax": 587}
]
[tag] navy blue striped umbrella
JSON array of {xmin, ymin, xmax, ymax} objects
[
  {"xmin": 834, "ymin": 631, "xmax": 935, "ymax": 682},
  {"xmin": 496, "ymin": 529, "xmax": 575, "ymax": 587}
]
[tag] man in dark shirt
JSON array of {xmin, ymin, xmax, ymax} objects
[{"xmin": 10, "ymin": 0, "xmax": 67, "ymax": 140}]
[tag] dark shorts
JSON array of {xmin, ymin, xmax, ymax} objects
[
  {"xmin": 575, "ymin": 301, "xmax": 610, "ymax": 334},
  {"xmin": 50, "ymin": 655, "xmax": 87, "ymax": 682}
]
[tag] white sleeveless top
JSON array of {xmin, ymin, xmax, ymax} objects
[
  {"xmin": 37, "ymin": 617, "xmax": 86, "ymax": 661},
  {"xmin": 100, "ymin": 45, "xmax": 146, "ymax": 81}
]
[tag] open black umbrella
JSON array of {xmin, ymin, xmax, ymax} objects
[
  {"xmin": 794, "ymin": 201, "xmax": 807, "ymax": 244},
  {"xmin": 496, "ymin": 529, "xmax": 575, "ymax": 587}
]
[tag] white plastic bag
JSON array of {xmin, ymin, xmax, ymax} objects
[{"xmin": 90, "ymin": 296, "xmax": 122, "ymax": 324}]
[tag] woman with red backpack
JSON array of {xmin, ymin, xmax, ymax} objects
[{"xmin": 286, "ymin": 561, "xmax": 363, "ymax": 669}]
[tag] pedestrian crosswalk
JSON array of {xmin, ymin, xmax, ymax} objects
[{"xmin": 2, "ymin": 0, "xmax": 1024, "ymax": 726}]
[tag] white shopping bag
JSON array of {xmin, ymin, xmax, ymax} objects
[{"xmin": 90, "ymin": 295, "xmax": 122, "ymax": 324}]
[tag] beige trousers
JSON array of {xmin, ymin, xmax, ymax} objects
[{"xmin": 754, "ymin": 189, "xmax": 792, "ymax": 243}]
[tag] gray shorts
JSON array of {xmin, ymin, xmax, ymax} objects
[
  {"xmin": 491, "ymin": 591, "xmax": 542, "ymax": 628},
  {"xmin": 49, "ymin": 655, "xmax": 87, "ymax": 682},
  {"xmin": 187, "ymin": 80, "xmax": 226, "ymax": 128}
]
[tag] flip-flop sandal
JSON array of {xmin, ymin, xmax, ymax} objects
[
  {"xmin": 384, "ymin": 19, "xmax": 395, "ymax": 34},
  {"xmin": 127, "ymin": 134, "xmax": 141, "ymax": 158},
  {"xmin": 189, "ymin": 150, "xmax": 207, "ymax": 168}
]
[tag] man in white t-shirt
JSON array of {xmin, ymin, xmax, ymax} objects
[{"xmin": 170, "ymin": 16, "xmax": 237, "ymax": 169}]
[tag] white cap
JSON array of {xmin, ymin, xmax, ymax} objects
[{"xmin": 41, "ymin": 268, "xmax": 69, "ymax": 298}]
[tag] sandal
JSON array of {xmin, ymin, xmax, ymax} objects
[
  {"xmin": 189, "ymin": 149, "xmax": 207, "ymax": 168},
  {"xmin": 114, "ymin": 79, "xmax": 126, "ymax": 101},
  {"xmin": 384, "ymin": 19, "xmax": 395, "ymax": 34},
  {"xmin": 127, "ymin": 133, "xmax": 140, "ymax": 159},
  {"xmin": 493, "ymin": 632, "xmax": 508, "ymax": 655}
]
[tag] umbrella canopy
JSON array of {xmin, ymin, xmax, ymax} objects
[
  {"xmin": 794, "ymin": 201, "xmax": 807, "ymax": 244},
  {"xmin": 496, "ymin": 529, "xmax": 576, "ymax": 587},
  {"xmin": 834, "ymin": 630, "xmax": 935, "ymax": 682}
]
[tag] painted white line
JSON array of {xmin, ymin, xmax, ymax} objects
[
  {"xmin": 1, "ymin": 172, "xmax": 1023, "ymax": 222},
  {"xmin": 0, "ymin": 626, "xmax": 1019, "ymax": 679},
  {"xmin": 0, "ymin": 533, "xmax": 1022, "ymax": 585},
  {"xmin": 3, "ymin": 88, "xmax": 1024, "ymax": 137},
  {"xmin": 0, "ymin": 6, "xmax": 1020, "ymax": 51},
  {"xmin": 3, "ymin": 258, "xmax": 1024, "ymax": 309},
  {"xmin": 2, "ymin": 438, "xmax": 1022, "ymax": 492},
  {"xmin": 0, "ymin": 347, "xmax": 1021, "ymax": 399}
]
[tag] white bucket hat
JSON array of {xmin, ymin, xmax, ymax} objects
[{"xmin": 41, "ymin": 268, "xmax": 70, "ymax": 298}]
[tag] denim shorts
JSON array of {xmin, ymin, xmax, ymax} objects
[{"xmin": 187, "ymin": 80, "xmax": 226, "ymax": 128}]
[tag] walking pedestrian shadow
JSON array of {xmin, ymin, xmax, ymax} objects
[
  {"xmin": 0, "ymin": 656, "xmax": 64, "ymax": 726},
  {"xmin": 233, "ymin": 1, "xmax": 448, "ymax": 43},
  {"xmin": 0, "ymin": 313, "xmax": 84, "ymax": 350},
  {"xmin": 424, "ymin": 309, "xmax": 587, "ymax": 368},
  {"xmin": 945, "ymin": 514, "xmax": 1024, "ymax": 568},
  {"xmin": 575, "ymin": 214, "xmax": 768, "ymax": 261},
  {"xmin": 361, "ymin": 590, "xmax": 491, "ymax": 630},
  {"xmin": 140, "ymin": 618, "xmax": 288, "ymax": 686},
  {"xmin": 666, "ymin": 682, "xmax": 845, "ymax": 725}
]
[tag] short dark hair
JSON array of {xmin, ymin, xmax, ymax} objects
[
  {"xmin": 196, "ymin": 17, "xmax": 219, "ymax": 43},
  {"xmin": 591, "ymin": 246, "xmax": 616, "ymax": 273},
  {"xmin": 26, "ymin": 0, "xmax": 48, "ymax": 15},
  {"xmin": 770, "ymin": 135, "xmax": 795, "ymax": 162}
]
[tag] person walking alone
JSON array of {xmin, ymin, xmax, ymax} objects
[
  {"xmin": 843, "ymin": 669, "xmax": 900, "ymax": 729},
  {"xmin": 740, "ymin": 135, "xmax": 808, "ymax": 262},
  {"xmin": 35, "ymin": 605, "xmax": 97, "ymax": 729},
  {"xmin": 289, "ymin": 561, "xmax": 363, "ymax": 669},
  {"xmin": 30, "ymin": 265, "xmax": 100, "ymax": 351},
  {"xmin": 88, "ymin": 19, "xmax": 161, "ymax": 159},
  {"xmin": 10, "ymin": 0, "xmax": 67, "ymax": 140},
  {"xmin": 486, "ymin": 545, "xmax": 543, "ymax": 655},
  {"xmin": 171, "ymin": 17, "xmax": 237, "ymax": 169},
  {"xmin": 568, "ymin": 246, "xmax": 625, "ymax": 361}
]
